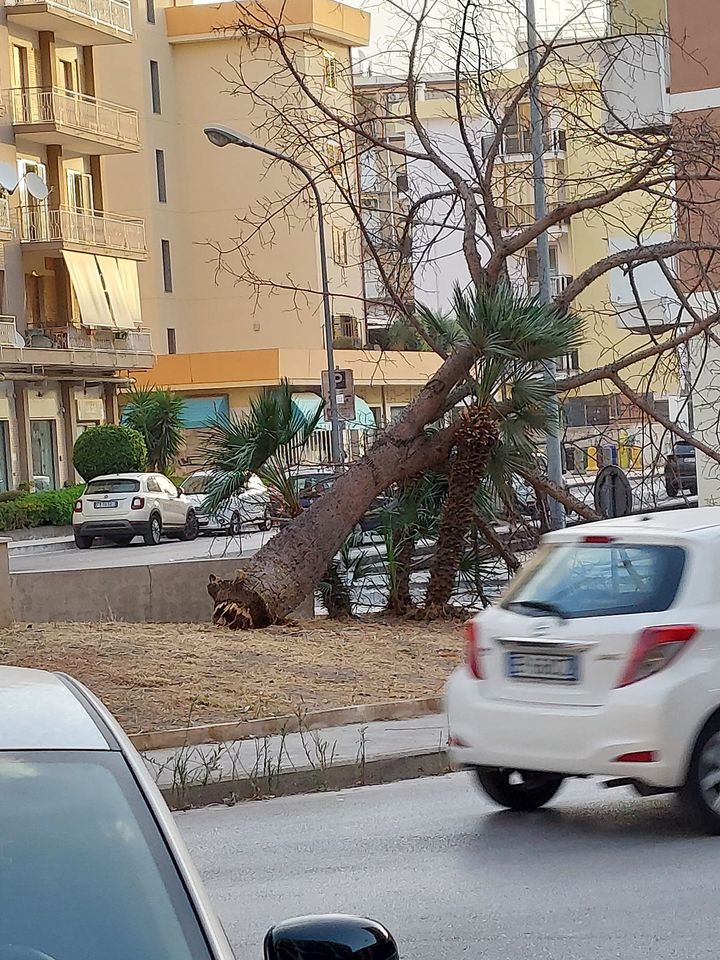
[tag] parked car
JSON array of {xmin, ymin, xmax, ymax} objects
[
  {"xmin": 446, "ymin": 508, "xmax": 720, "ymax": 833},
  {"xmin": 268, "ymin": 467, "xmax": 338, "ymax": 521},
  {"xmin": 664, "ymin": 441, "xmax": 697, "ymax": 497},
  {"xmin": 181, "ymin": 470, "xmax": 272, "ymax": 535},
  {"xmin": 0, "ymin": 665, "xmax": 399, "ymax": 960},
  {"xmin": 73, "ymin": 472, "xmax": 199, "ymax": 549}
]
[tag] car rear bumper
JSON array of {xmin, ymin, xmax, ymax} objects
[
  {"xmin": 445, "ymin": 667, "xmax": 693, "ymax": 788},
  {"xmin": 74, "ymin": 519, "xmax": 149, "ymax": 537}
]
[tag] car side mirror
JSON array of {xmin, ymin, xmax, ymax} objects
[{"xmin": 264, "ymin": 915, "xmax": 399, "ymax": 960}]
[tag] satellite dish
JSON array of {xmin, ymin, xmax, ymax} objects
[
  {"xmin": 0, "ymin": 162, "xmax": 18, "ymax": 194},
  {"xmin": 25, "ymin": 173, "xmax": 49, "ymax": 201}
]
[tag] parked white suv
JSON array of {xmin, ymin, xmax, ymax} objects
[
  {"xmin": 446, "ymin": 508, "xmax": 720, "ymax": 833},
  {"xmin": 180, "ymin": 470, "xmax": 272, "ymax": 535},
  {"xmin": 73, "ymin": 473, "xmax": 199, "ymax": 549}
]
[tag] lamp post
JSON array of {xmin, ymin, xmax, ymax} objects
[
  {"xmin": 525, "ymin": 0, "xmax": 565, "ymax": 529},
  {"xmin": 204, "ymin": 123, "xmax": 343, "ymax": 465}
]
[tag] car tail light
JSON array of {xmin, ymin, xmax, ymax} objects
[
  {"xmin": 131, "ymin": 496, "xmax": 145, "ymax": 510},
  {"xmin": 583, "ymin": 535, "xmax": 615, "ymax": 544},
  {"xmin": 73, "ymin": 499, "xmax": 82, "ymax": 513},
  {"xmin": 616, "ymin": 625, "xmax": 698, "ymax": 688},
  {"xmin": 464, "ymin": 621, "xmax": 483, "ymax": 679}
]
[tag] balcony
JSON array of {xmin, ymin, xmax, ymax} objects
[
  {"xmin": 497, "ymin": 202, "xmax": 569, "ymax": 234},
  {"xmin": 0, "ymin": 320, "xmax": 154, "ymax": 371},
  {"xmin": 332, "ymin": 315, "xmax": 365, "ymax": 349},
  {"xmin": 5, "ymin": 0, "xmax": 133, "ymax": 45},
  {"xmin": 481, "ymin": 128, "xmax": 566, "ymax": 160},
  {"xmin": 8, "ymin": 88, "xmax": 140, "ymax": 155},
  {"xmin": 523, "ymin": 274, "xmax": 574, "ymax": 297},
  {"xmin": 16, "ymin": 205, "xmax": 147, "ymax": 260}
]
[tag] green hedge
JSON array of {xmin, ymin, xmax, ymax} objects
[{"xmin": 0, "ymin": 485, "xmax": 85, "ymax": 532}]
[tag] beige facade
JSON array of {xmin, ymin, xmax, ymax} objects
[{"xmin": 0, "ymin": 0, "xmax": 153, "ymax": 489}]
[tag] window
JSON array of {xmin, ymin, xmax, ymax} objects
[
  {"xmin": 325, "ymin": 138, "xmax": 341, "ymax": 167},
  {"xmin": 150, "ymin": 60, "xmax": 161, "ymax": 114},
  {"xmin": 146, "ymin": 476, "xmax": 162, "ymax": 493},
  {"xmin": 30, "ymin": 420, "xmax": 57, "ymax": 490},
  {"xmin": 86, "ymin": 478, "xmax": 141, "ymax": 494},
  {"xmin": 331, "ymin": 225, "xmax": 349, "ymax": 265},
  {"xmin": 556, "ymin": 350, "xmax": 580, "ymax": 373},
  {"xmin": 158, "ymin": 476, "xmax": 178, "ymax": 497},
  {"xmin": 60, "ymin": 59, "xmax": 79, "ymax": 93},
  {"xmin": 155, "ymin": 149, "xmax": 167, "ymax": 203},
  {"xmin": 146, "ymin": 0, "xmax": 155, "ymax": 22},
  {"xmin": 0, "ymin": 751, "xmax": 214, "ymax": 960},
  {"xmin": 332, "ymin": 314, "xmax": 359, "ymax": 342},
  {"xmin": 322, "ymin": 51, "xmax": 338, "ymax": 90},
  {"xmin": 67, "ymin": 170, "xmax": 93, "ymax": 212},
  {"xmin": 527, "ymin": 246, "xmax": 559, "ymax": 279},
  {"xmin": 502, "ymin": 542, "xmax": 686, "ymax": 620},
  {"xmin": 161, "ymin": 239, "xmax": 172, "ymax": 293},
  {"xmin": 166, "ymin": 327, "xmax": 176, "ymax": 354},
  {"xmin": 0, "ymin": 421, "xmax": 11, "ymax": 492}
]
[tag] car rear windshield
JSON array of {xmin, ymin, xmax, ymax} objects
[
  {"xmin": 502, "ymin": 541, "xmax": 686, "ymax": 619},
  {"xmin": 86, "ymin": 478, "xmax": 140, "ymax": 494}
]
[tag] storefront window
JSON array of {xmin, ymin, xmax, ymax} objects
[
  {"xmin": 31, "ymin": 420, "xmax": 58, "ymax": 490},
  {"xmin": 0, "ymin": 421, "xmax": 11, "ymax": 492}
]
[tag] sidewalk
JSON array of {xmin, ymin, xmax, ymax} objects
[{"xmin": 143, "ymin": 713, "xmax": 449, "ymax": 807}]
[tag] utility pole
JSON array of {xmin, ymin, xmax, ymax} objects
[{"xmin": 526, "ymin": 0, "xmax": 565, "ymax": 529}]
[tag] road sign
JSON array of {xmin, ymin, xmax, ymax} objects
[{"xmin": 322, "ymin": 369, "xmax": 356, "ymax": 422}]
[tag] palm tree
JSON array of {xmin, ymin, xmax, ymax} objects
[
  {"xmin": 421, "ymin": 283, "xmax": 582, "ymax": 613},
  {"xmin": 123, "ymin": 387, "xmax": 185, "ymax": 474},
  {"xmin": 200, "ymin": 379, "xmax": 322, "ymax": 520}
]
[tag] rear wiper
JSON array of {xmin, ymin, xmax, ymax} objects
[{"xmin": 508, "ymin": 599, "xmax": 567, "ymax": 620}]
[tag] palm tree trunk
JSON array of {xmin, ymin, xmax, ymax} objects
[
  {"xmin": 386, "ymin": 531, "xmax": 416, "ymax": 615},
  {"xmin": 424, "ymin": 406, "xmax": 499, "ymax": 613},
  {"xmin": 207, "ymin": 346, "xmax": 478, "ymax": 629}
]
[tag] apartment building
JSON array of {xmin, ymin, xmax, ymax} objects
[
  {"xmin": 0, "ymin": 0, "xmax": 152, "ymax": 490},
  {"xmin": 357, "ymin": 60, "xmax": 683, "ymax": 471},
  {"xmin": 89, "ymin": 0, "xmax": 440, "ymax": 462}
]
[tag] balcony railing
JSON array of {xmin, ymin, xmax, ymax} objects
[
  {"xmin": 8, "ymin": 87, "xmax": 140, "ymax": 149},
  {"xmin": 0, "ymin": 197, "xmax": 11, "ymax": 237},
  {"xmin": 26, "ymin": 325, "xmax": 152, "ymax": 353},
  {"xmin": 498, "ymin": 202, "xmax": 569, "ymax": 232},
  {"xmin": 5, "ymin": 0, "xmax": 132, "ymax": 35},
  {"xmin": 528, "ymin": 274, "xmax": 574, "ymax": 297},
  {"xmin": 16, "ymin": 205, "xmax": 146, "ymax": 258},
  {"xmin": 481, "ymin": 128, "xmax": 566, "ymax": 159},
  {"xmin": 0, "ymin": 317, "xmax": 19, "ymax": 346}
]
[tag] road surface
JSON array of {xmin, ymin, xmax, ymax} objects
[
  {"xmin": 178, "ymin": 773, "xmax": 718, "ymax": 960},
  {"xmin": 9, "ymin": 530, "xmax": 275, "ymax": 573}
]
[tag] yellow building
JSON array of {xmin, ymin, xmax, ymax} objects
[
  {"xmin": 89, "ymin": 0, "xmax": 438, "ymax": 465},
  {"xmin": 0, "ymin": 0, "xmax": 153, "ymax": 489}
]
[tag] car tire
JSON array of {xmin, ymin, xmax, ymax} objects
[
  {"xmin": 257, "ymin": 507, "xmax": 273, "ymax": 532},
  {"xmin": 679, "ymin": 716, "xmax": 720, "ymax": 834},
  {"xmin": 474, "ymin": 766, "xmax": 564, "ymax": 811},
  {"xmin": 179, "ymin": 510, "xmax": 200, "ymax": 542},
  {"xmin": 227, "ymin": 511, "xmax": 242, "ymax": 537},
  {"xmin": 143, "ymin": 514, "xmax": 162, "ymax": 546},
  {"xmin": 74, "ymin": 534, "xmax": 93, "ymax": 550}
]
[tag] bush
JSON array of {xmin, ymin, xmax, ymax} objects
[
  {"xmin": 0, "ymin": 485, "xmax": 84, "ymax": 532},
  {"xmin": 73, "ymin": 424, "xmax": 147, "ymax": 481}
]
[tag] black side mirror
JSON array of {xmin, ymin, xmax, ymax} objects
[{"xmin": 264, "ymin": 915, "xmax": 399, "ymax": 960}]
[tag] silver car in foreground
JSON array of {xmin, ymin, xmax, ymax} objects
[{"xmin": 0, "ymin": 667, "xmax": 398, "ymax": 960}]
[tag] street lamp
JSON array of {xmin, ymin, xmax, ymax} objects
[{"xmin": 204, "ymin": 123, "xmax": 343, "ymax": 466}]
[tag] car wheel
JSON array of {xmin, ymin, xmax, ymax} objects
[
  {"xmin": 179, "ymin": 510, "xmax": 200, "ymax": 542},
  {"xmin": 143, "ymin": 514, "xmax": 162, "ymax": 546},
  {"xmin": 474, "ymin": 766, "xmax": 564, "ymax": 811},
  {"xmin": 227, "ymin": 511, "xmax": 242, "ymax": 537},
  {"xmin": 74, "ymin": 534, "xmax": 93, "ymax": 550},
  {"xmin": 110, "ymin": 536, "xmax": 133, "ymax": 547},
  {"xmin": 679, "ymin": 717, "xmax": 720, "ymax": 834},
  {"xmin": 257, "ymin": 507, "xmax": 273, "ymax": 531}
]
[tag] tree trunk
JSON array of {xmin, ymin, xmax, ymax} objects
[
  {"xmin": 386, "ymin": 530, "xmax": 416, "ymax": 615},
  {"xmin": 424, "ymin": 406, "xmax": 499, "ymax": 613},
  {"xmin": 208, "ymin": 346, "xmax": 478, "ymax": 628}
]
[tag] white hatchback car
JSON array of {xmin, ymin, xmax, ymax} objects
[
  {"xmin": 446, "ymin": 508, "xmax": 720, "ymax": 833},
  {"xmin": 0, "ymin": 666, "xmax": 399, "ymax": 960},
  {"xmin": 73, "ymin": 472, "xmax": 199, "ymax": 549},
  {"xmin": 180, "ymin": 470, "xmax": 272, "ymax": 535}
]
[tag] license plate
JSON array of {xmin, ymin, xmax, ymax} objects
[
  {"xmin": 506, "ymin": 652, "xmax": 579, "ymax": 683},
  {"xmin": 94, "ymin": 500, "xmax": 118, "ymax": 509}
]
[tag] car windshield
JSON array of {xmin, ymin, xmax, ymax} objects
[
  {"xmin": 0, "ymin": 751, "xmax": 213, "ymax": 960},
  {"xmin": 85, "ymin": 479, "xmax": 140, "ymax": 494},
  {"xmin": 182, "ymin": 475, "xmax": 209, "ymax": 495},
  {"xmin": 502, "ymin": 541, "xmax": 686, "ymax": 619}
]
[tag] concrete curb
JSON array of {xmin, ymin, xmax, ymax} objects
[
  {"xmin": 132, "ymin": 695, "xmax": 443, "ymax": 752},
  {"xmin": 163, "ymin": 748, "xmax": 451, "ymax": 810},
  {"xmin": 8, "ymin": 536, "xmax": 75, "ymax": 556}
]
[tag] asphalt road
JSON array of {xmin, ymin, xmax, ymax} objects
[
  {"xmin": 9, "ymin": 530, "xmax": 275, "ymax": 573},
  {"xmin": 178, "ymin": 772, "xmax": 719, "ymax": 960}
]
